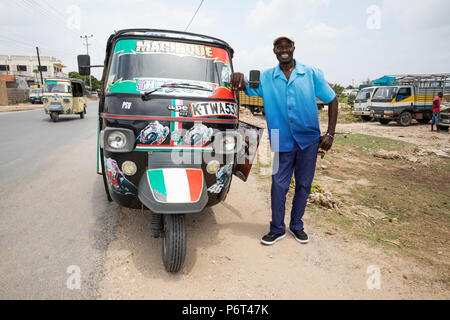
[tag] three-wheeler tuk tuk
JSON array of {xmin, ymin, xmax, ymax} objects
[
  {"xmin": 43, "ymin": 78, "xmax": 87, "ymax": 122},
  {"xmin": 78, "ymin": 29, "xmax": 263, "ymax": 272}
]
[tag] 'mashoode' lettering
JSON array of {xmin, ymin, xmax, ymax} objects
[
  {"xmin": 191, "ymin": 102, "xmax": 237, "ymax": 117},
  {"xmin": 135, "ymin": 40, "xmax": 213, "ymax": 58}
]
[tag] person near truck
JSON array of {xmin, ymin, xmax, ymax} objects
[
  {"xmin": 230, "ymin": 35, "xmax": 338, "ymax": 245},
  {"xmin": 431, "ymin": 92, "xmax": 443, "ymax": 132}
]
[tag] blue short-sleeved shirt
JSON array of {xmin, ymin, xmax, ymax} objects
[{"xmin": 244, "ymin": 59, "xmax": 336, "ymax": 152}]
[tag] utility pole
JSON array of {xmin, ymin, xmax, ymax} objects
[
  {"xmin": 80, "ymin": 34, "xmax": 93, "ymax": 91},
  {"xmin": 36, "ymin": 47, "xmax": 44, "ymax": 85}
]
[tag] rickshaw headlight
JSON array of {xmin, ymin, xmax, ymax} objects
[
  {"xmin": 104, "ymin": 128, "xmax": 135, "ymax": 153},
  {"xmin": 206, "ymin": 160, "xmax": 220, "ymax": 174},
  {"xmin": 107, "ymin": 131, "xmax": 127, "ymax": 149},
  {"xmin": 121, "ymin": 161, "xmax": 137, "ymax": 176}
]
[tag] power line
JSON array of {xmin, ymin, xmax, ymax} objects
[
  {"xmin": 184, "ymin": 0, "xmax": 205, "ymax": 32},
  {"xmin": 17, "ymin": 0, "xmax": 79, "ymax": 39}
]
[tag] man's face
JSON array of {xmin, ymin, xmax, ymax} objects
[{"xmin": 273, "ymin": 39, "xmax": 295, "ymax": 64}]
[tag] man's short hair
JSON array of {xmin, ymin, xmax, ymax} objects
[{"xmin": 438, "ymin": 92, "xmax": 443, "ymax": 97}]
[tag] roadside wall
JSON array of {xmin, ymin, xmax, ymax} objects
[
  {"xmin": 7, "ymin": 88, "xmax": 29, "ymax": 105},
  {"xmin": 0, "ymin": 79, "xmax": 7, "ymax": 106}
]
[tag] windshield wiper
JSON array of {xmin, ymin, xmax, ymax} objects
[{"xmin": 142, "ymin": 82, "xmax": 213, "ymax": 100}]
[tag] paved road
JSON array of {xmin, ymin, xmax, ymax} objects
[{"xmin": 0, "ymin": 102, "xmax": 119, "ymax": 299}]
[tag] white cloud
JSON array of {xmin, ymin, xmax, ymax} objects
[
  {"xmin": 382, "ymin": 0, "xmax": 450, "ymax": 30},
  {"xmin": 246, "ymin": 0, "xmax": 329, "ymax": 29}
]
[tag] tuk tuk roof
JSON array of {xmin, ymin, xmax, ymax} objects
[{"xmin": 106, "ymin": 28, "xmax": 235, "ymax": 57}]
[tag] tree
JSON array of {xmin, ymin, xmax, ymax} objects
[
  {"xmin": 68, "ymin": 71, "xmax": 101, "ymax": 91},
  {"xmin": 331, "ymin": 83, "xmax": 345, "ymax": 97},
  {"xmin": 33, "ymin": 69, "xmax": 39, "ymax": 84}
]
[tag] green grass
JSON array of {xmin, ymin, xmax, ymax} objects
[
  {"xmin": 307, "ymin": 134, "xmax": 450, "ymax": 283},
  {"xmin": 334, "ymin": 133, "xmax": 413, "ymax": 152},
  {"xmin": 319, "ymin": 106, "xmax": 363, "ymax": 123}
]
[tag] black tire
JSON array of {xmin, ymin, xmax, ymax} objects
[
  {"xmin": 80, "ymin": 107, "xmax": 86, "ymax": 119},
  {"xmin": 262, "ymin": 108, "xmax": 265, "ymax": 116},
  {"xmin": 398, "ymin": 111, "xmax": 412, "ymax": 126},
  {"xmin": 362, "ymin": 115, "xmax": 372, "ymax": 122},
  {"xmin": 379, "ymin": 119, "xmax": 390, "ymax": 125},
  {"xmin": 162, "ymin": 214, "xmax": 186, "ymax": 273},
  {"xmin": 50, "ymin": 112, "xmax": 59, "ymax": 122}
]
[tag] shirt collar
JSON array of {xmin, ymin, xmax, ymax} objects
[{"xmin": 274, "ymin": 59, "xmax": 306, "ymax": 80}]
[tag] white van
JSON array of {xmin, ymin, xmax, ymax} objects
[{"xmin": 352, "ymin": 86, "xmax": 378, "ymax": 121}]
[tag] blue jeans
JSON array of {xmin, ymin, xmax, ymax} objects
[
  {"xmin": 432, "ymin": 111, "xmax": 440, "ymax": 125},
  {"xmin": 270, "ymin": 142, "xmax": 318, "ymax": 234}
]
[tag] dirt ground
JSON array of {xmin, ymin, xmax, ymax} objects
[{"xmin": 98, "ymin": 107, "xmax": 449, "ymax": 300}]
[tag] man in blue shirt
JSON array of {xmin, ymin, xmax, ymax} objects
[{"xmin": 231, "ymin": 35, "xmax": 338, "ymax": 245}]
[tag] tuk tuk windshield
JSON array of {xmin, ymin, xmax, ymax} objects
[
  {"xmin": 107, "ymin": 39, "xmax": 232, "ymax": 95},
  {"xmin": 45, "ymin": 83, "xmax": 71, "ymax": 93}
]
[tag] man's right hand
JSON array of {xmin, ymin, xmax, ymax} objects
[{"xmin": 230, "ymin": 72, "xmax": 248, "ymax": 91}]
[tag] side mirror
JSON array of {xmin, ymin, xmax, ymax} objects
[
  {"xmin": 249, "ymin": 70, "xmax": 260, "ymax": 89},
  {"xmin": 77, "ymin": 55, "xmax": 91, "ymax": 76}
]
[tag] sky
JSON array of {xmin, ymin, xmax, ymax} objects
[{"xmin": 1, "ymin": 0, "xmax": 449, "ymax": 86}]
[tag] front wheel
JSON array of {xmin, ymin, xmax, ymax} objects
[
  {"xmin": 80, "ymin": 107, "xmax": 86, "ymax": 119},
  {"xmin": 362, "ymin": 115, "xmax": 372, "ymax": 122},
  {"xmin": 162, "ymin": 214, "xmax": 186, "ymax": 273},
  {"xmin": 379, "ymin": 119, "xmax": 390, "ymax": 125},
  {"xmin": 398, "ymin": 111, "xmax": 412, "ymax": 126},
  {"xmin": 50, "ymin": 112, "xmax": 59, "ymax": 122}
]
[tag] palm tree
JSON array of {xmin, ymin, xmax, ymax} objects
[{"xmin": 32, "ymin": 69, "xmax": 39, "ymax": 84}]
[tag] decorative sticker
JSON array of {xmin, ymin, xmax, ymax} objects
[
  {"xmin": 147, "ymin": 168, "xmax": 203, "ymax": 203},
  {"xmin": 137, "ymin": 121, "xmax": 170, "ymax": 145},
  {"xmin": 183, "ymin": 123, "xmax": 213, "ymax": 146},
  {"xmin": 208, "ymin": 163, "xmax": 233, "ymax": 194},
  {"xmin": 105, "ymin": 158, "xmax": 138, "ymax": 195}
]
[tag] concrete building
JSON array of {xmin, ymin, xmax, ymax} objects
[{"xmin": 0, "ymin": 55, "xmax": 68, "ymax": 86}]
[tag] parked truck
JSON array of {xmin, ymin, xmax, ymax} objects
[
  {"xmin": 438, "ymin": 101, "xmax": 450, "ymax": 131},
  {"xmin": 352, "ymin": 86, "xmax": 378, "ymax": 121},
  {"xmin": 371, "ymin": 74, "xmax": 450, "ymax": 126}
]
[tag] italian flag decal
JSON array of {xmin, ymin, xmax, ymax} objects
[{"xmin": 147, "ymin": 168, "xmax": 203, "ymax": 203}]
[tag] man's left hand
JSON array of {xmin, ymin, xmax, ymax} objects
[{"xmin": 319, "ymin": 135, "xmax": 334, "ymax": 151}]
